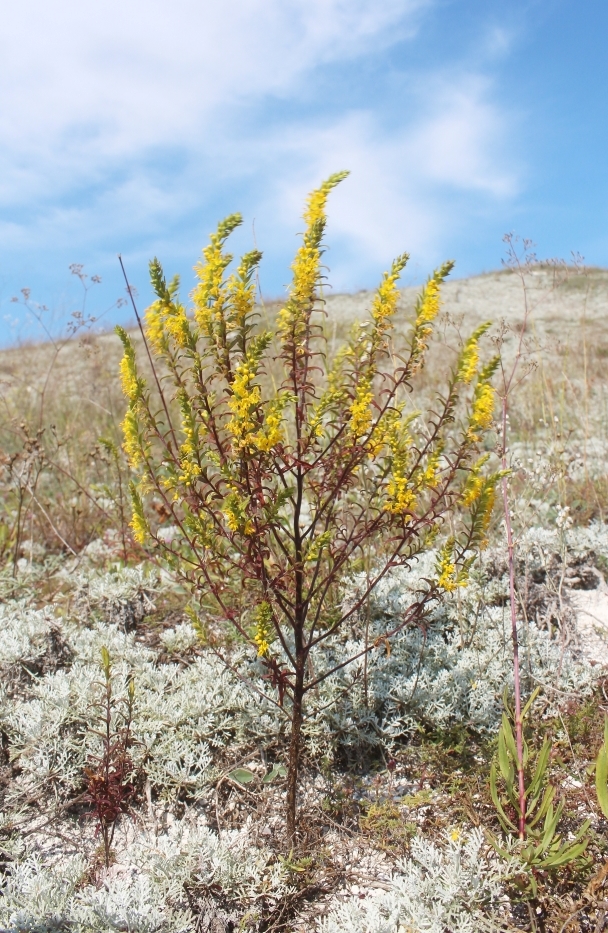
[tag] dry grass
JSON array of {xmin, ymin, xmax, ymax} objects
[{"xmin": 2, "ymin": 264, "xmax": 608, "ymax": 564}]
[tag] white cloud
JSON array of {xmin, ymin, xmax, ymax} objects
[
  {"xmin": 0, "ymin": 0, "xmax": 426, "ymax": 159},
  {"xmin": 253, "ymin": 78, "xmax": 518, "ymax": 285},
  {"xmin": 0, "ymin": 0, "xmax": 521, "ymax": 305}
]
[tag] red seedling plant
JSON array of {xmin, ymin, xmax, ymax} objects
[{"xmin": 84, "ymin": 646, "xmax": 137, "ymax": 868}]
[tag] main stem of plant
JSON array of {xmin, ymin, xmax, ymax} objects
[
  {"xmin": 501, "ymin": 395, "xmax": 526, "ymax": 839},
  {"xmin": 286, "ymin": 654, "xmax": 305, "ymax": 845}
]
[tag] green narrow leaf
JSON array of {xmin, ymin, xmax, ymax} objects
[
  {"xmin": 528, "ymin": 740, "xmax": 551, "ymax": 799},
  {"xmin": 490, "ymin": 762, "xmax": 517, "ymax": 833},
  {"xmin": 540, "ymin": 838, "xmax": 589, "ymax": 869},
  {"xmin": 521, "ymin": 686, "xmax": 541, "ymax": 720},
  {"xmin": 539, "ymin": 802, "xmax": 560, "ymax": 853},
  {"xmin": 498, "ymin": 727, "xmax": 514, "ymax": 785},
  {"xmin": 501, "ymin": 712, "xmax": 518, "ymax": 763},
  {"xmin": 596, "ymin": 745, "xmax": 608, "ymax": 818}
]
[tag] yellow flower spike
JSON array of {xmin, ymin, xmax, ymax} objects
[
  {"xmin": 421, "ymin": 448, "xmax": 442, "ymax": 488},
  {"xmin": 455, "ymin": 322, "xmax": 492, "ymax": 385},
  {"xmin": 130, "ymin": 511, "xmax": 148, "ymax": 545},
  {"xmin": 119, "ymin": 355, "xmax": 138, "ymax": 401},
  {"xmin": 145, "ymin": 301, "xmax": 165, "ymax": 354},
  {"xmin": 416, "ymin": 278, "xmax": 441, "ymax": 327},
  {"xmin": 121, "ymin": 408, "xmax": 144, "ymax": 468},
  {"xmin": 385, "ymin": 478, "xmax": 416, "ymax": 516},
  {"xmin": 437, "ymin": 560, "xmax": 458, "ymax": 591},
  {"xmin": 164, "ymin": 303, "xmax": 192, "ymax": 349},
  {"xmin": 467, "ymin": 382, "xmax": 495, "ymax": 441},
  {"xmin": 303, "ymin": 171, "xmax": 350, "ymax": 229},
  {"xmin": 253, "ymin": 601, "xmax": 274, "ymax": 657},
  {"xmin": 460, "ymin": 453, "xmax": 491, "ymax": 507},
  {"xmin": 436, "ymin": 540, "xmax": 467, "ymax": 592},
  {"xmin": 349, "ymin": 377, "xmax": 373, "ymax": 438},
  {"xmin": 129, "ymin": 481, "xmax": 149, "ymax": 545}
]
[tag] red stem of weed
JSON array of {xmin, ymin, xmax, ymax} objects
[{"xmin": 501, "ymin": 394, "xmax": 526, "ymax": 840}]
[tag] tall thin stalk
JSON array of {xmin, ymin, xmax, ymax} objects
[{"xmin": 497, "ymin": 236, "xmax": 569, "ymax": 839}]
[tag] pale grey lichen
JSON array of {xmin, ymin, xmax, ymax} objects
[
  {"xmin": 318, "ymin": 829, "xmax": 508, "ymax": 933},
  {"xmin": 0, "ymin": 525, "xmax": 605, "ymax": 931}
]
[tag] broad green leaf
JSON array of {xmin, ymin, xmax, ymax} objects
[{"xmin": 229, "ymin": 768, "xmax": 255, "ymax": 785}]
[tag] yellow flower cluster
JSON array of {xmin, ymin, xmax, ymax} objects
[
  {"xmin": 383, "ymin": 413, "xmax": 416, "ymax": 515},
  {"xmin": 455, "ymin": 323, "xmax": 491, "ymax": 385},
  {"xmin": 458, "ymin": 343, "xmax": 479, "ymax": 385},
  {"xmin": 121, "ymin": 409, "xmax": 143, "ymax": 468},
  {"xmin": 227, "ymin": 357, "xmax": 285, "ymax": 454},
  {"xmin": 129, "ymin": 481, "xmax": 149, "ymax": 545},
  {"xmin": 227, "ymin": 272, "xmax": 256, "ymax": 333},
  {"xmin": 416, "ymin": 278, "xmax": 441, "ymax": 326},
  {"xmin": 437, "ymin": 559, "xmax": 458, "ymax": 591},
  {"xmin": 385, "ymin": 476, "xmax": 416, "ymax": 515},
  {"xmin": 420, "ymin": 448, "xmax": 441, "ymax": 488},
  {"xmin": 193, "ymin": 232, "xmax": 233, "ymax": 308},
  {"xmin": 278, "ymin": 173, "xmax": 349, "ymax": 344},
  {"xmin": 165, "ymin": 304, "xmax": 191, "ymax": 349},
  {"xmin": 467, "ymin": 382, "xmax": 495, "ymax": 441},
  {"xmin": 349, "ymin": 377, "xmax": 373, "ymax": 438},
  {"xmin": 460, "ymin": 454, "xmax": 490, "ymax": 507},
  {"xmin": 178, "ymin": 456, "xmax": 201, "ymax": 487},
  {"xmin": 305, "ymin": 529, "xmax": 331, "ymax": 563},
  {"xmin": 145, "ymin": 302, "xmax": 166, "ymax": 354},
  {"xmin": 371, "ymin": 269, "xmax": 400, "ymax": 330},
  {"xmin": 291, "ymin": 246, "xmax": 320, "ymax": 308},
  {"xmin": 303, "ymin": 171, "xmax": 349, "ymax": 228},
  {"xmin": 436, "ymin": 541, "xmax": 468, "ymax": 592},
  {"xmin": 224, "ymin": 490, "xmax": 254, "ymax": 536},
  {"xmin": 119, "ymin": 354, "xmax": 139, "ymax": 402},
  {"xmin": 227, "ymin": 361, "xmax": 261, "ymax": 446},
  {"xmin": 253, "ymin": 601, "xmax": 274, "ymax": 657},
  {"xmin": 131, "ymin": 509, "xmax": 148, "ymax": 545},
  {"xmin": 253, "ymin": 399, "xmax": 284, "ymax": 453}
]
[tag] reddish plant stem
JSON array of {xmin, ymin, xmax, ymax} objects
[{"xmin": 501, "ymin": 394, "xmax": 526, "ymax": 839}]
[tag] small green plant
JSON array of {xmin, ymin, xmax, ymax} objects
[
  {"xmin": 84, "ymin": 646, "xmax": 138, "ymax": 869},
  {"xmin": 116, "ymin": 172, "xmax": 500, "ymax": 841},
  {"xmin": 359, "ymin": 799, "xmax": 416, "ymax": 854},
  {"xmin": 490, "ymin": 689, "xmax": 590, "ymax": 896}
]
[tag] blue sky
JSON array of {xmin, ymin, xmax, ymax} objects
[{"xmin": 1, "ymin": 0, "xmax": 606, "ymax": 344}]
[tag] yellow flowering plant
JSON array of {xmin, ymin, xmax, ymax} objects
[{"xmin": 117, "ymin": 172, "xmax": 499, "ymax": 841}]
